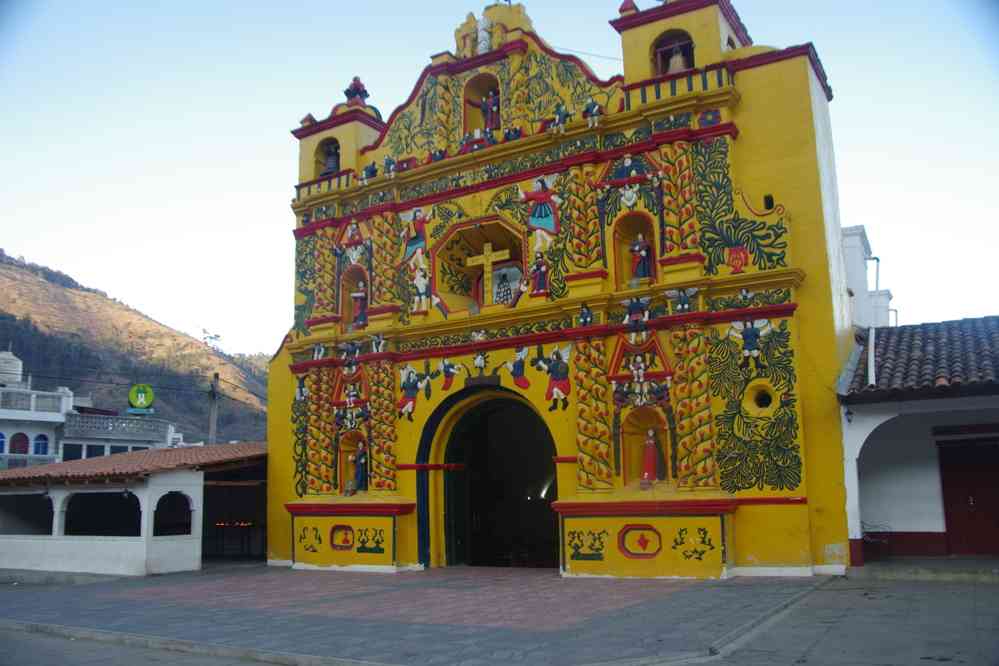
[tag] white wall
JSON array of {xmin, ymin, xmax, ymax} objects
[
  {"xmin": 858, "ymin": 417, "xmax": 946, "ymax": 532},
  {"xmin": 147, "ymin": 536, "xmax": 201, "ymax": 574},
  {"xmin": 856, "ymin": 405, "xmax": 999, "ymax": 534},
  {"xmin": 0, "ymin": 536, "xmax": 147, "ymax": 576}
]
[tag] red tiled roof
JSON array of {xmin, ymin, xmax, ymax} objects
[
  {"xmin": 843, "ymin": 317, "xmax": 999, "ymax": 404},
  {"xmin": 0, "ymin": 442, "xmax": 266, "ymax": 486}
]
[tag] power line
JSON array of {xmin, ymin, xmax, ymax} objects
[{"xmin": 550, "ymin": 45, "xmax": 623, "ymax": 62}]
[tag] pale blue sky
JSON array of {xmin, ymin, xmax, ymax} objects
[{"xmin": 2, "ymin": 1, "xmax": 997, "ymax": 354}]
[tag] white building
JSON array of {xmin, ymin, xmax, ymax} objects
[
  {"xmin": 836, "ymin": 228, "xmax": 999, "ymax": 564},
  {"xmin": 0, "ymin": 350, "xmax": 185, "ymax": 469},
  {"xmin": 0, "ymin": 442, "xmax": 266, "ymax": 576}
]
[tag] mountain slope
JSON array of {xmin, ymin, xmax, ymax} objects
[{"xmin": 0, "ymin": 254, "xmax": 266, "ymax": 442}]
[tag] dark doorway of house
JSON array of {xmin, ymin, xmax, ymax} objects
[
  {"xmin": 202, "ymin": 459, "xmax": 267, "ymax": 561},
  {"xmin": 444, "ymin": 398, "xmax": 558, "ymax": 567},
  {"xmin": 939, "ymin": 440, "xmax": 999, "ymax": 555}
]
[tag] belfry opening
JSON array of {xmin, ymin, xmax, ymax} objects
[{"xmin": 442, "ymin": 396, "xmax": 558, "ymax": 568}]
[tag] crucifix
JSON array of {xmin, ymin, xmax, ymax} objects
[{"xmin": 465, "ymin": 242, "xmax": 510, "ymax": 306}]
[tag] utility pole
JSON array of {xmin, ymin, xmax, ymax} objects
[{"xmin": 207, "ymin": 372, "xmax": 220, "ymax": 445}]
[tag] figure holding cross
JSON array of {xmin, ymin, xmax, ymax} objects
[{"xmin": 465, "ymin": 242, "xmax": 510, "ymax": 307}]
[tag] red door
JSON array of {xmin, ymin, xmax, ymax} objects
[{"xmin": 939, "ymin": 442, "xmax": 999, "ymax": 555}]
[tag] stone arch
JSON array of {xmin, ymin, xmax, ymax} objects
[{"xmin": 415, "ymin": 385, "xmax": 558, "ymax": 567}]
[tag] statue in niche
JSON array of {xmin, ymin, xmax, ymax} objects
[
  {"xmin": 495, "ymin": 272, "xmax": 513, "ymax": 305},
  {"xmin": 350, "ymin": 281, "xmax": 368, "ymax": 328},
  {"xmin": 630, "ymin": 232, "xmax": 654, "ymax": 281},
  {"xmin": 640, "ymin": 429, "xmax": 667, "ymax": 490},
  {"xmin": 529, "ymin": 252, "xmax": 549, "ymax": 293},
  {"xmin": 346, "ymin": 220, "xmax": 363, "ymax": 244},
  {"xmin": 521, "ymin": 177, "xmax": 561, "ymax": 253},
  {"xmin": 483, "ymin": 90, "xmax": 501, "ymax": 130},
  {"xmin": 319, "ymin": 143, "xmax": 340, "ymax": 177},
  {"xmin": 347, "ymin": 441, "xmax": 368, "ymax": 495},
  {"xmin": 666, "ymin": 46, "xmax": 688, "ymax": 74}
]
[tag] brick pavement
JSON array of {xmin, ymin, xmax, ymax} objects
[{"xmin": 0, "ymin": 565, "xmax": 821, "ymax": 665}]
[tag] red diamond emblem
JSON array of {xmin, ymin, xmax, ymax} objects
[{"xmin": 636, "ymin": 533, "xmax": 650, "ymax": 551}]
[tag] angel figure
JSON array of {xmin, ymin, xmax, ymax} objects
[
  {"xmin": 397, "ymin": 365, "xmax": 432, "ymax": 422},
  {"xmin": 729, "ymin": 320, "xmax": 772, "ymax": 372},
  {"xmin": 438, "ymin": 357, "xmax": 465, "ymax": 391},
  {"xmin": 535, "ymin": 344, "xmax": 572, "ymax": 412},
  {"xmin": 665, "ymin": 288, "xmax": 699, "ymax": 314},
  {"xmin": 503, "ymin": 347, "xmax": 531, "ymax": 389},
  {"xmin": 520, "ymin": 178, "xmax": 562, "ymax": 253}
]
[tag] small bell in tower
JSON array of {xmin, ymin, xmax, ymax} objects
[{"xmin": 666, "ymin": 46, "xmax": 688, "ymax": 74}]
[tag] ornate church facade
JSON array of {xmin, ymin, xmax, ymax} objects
[{"xmin": 268, "ymin": 0, "xmax": 853, "ymax": 578}]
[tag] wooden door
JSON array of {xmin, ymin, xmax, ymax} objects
[{"xmin": 939, "ymin": 441, "xmax": 999, "ymax": 555}]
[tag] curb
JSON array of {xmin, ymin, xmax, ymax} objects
[
  {"xmin": 579, "ymin": 577, "xmax": 832, "ymax": 666},
  {"xmin": 0, "ymin": 620, "xmax": 399, "ymax": 666}
]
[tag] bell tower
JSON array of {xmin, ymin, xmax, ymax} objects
[
  {"xmin": 292, "ymin": 77, "xmax": 386, "ymax": 187},
  {"xmin": 611, "ymin": 0, "xmax": 752, "ymax": 84}
]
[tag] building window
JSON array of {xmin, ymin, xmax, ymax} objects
[
  {"xmin": 9, "ymin": 433, "xmax": 29, "ymax": 455},
  {"xmin": 0, "ymin": 433, "xmax": 5, "ymax": 454},
  {"xmin": 63, "ymin": 444, "xmax": 83, "ymax": 461},
  {"xmin": 85, "ymin": 445, "xmax": 106, "ymax": 458},
  {"xmin": 110, "ymin": 446, "xmax": 129, "ymax": 455},
  {"xmin": 33, "ymin": 434, "xmax": 49, "ymax": 456},
  {"xmin": 653, "ymin": 30, "xmax": 695, "ymax": 75}
]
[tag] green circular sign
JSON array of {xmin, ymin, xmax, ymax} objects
[{"xmin": 128, "ymin": 384, "xmax": 155, "ymax": 409}]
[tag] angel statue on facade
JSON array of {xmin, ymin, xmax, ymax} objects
[
  {"xmin": 534, "ymin": 344, "xmax": 572, "ymax": 412},
  {"xmin": 728, "ymin": 319, "xmax": 772, "ymax": 372}
]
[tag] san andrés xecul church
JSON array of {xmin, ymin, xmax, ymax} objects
[{"xmin": 267, "ymin": 0, "xmax": 852, "ymax": 578}]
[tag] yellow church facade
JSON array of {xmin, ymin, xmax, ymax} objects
[{"xmin": 268, "ymin": 0, "xmax": 854, "ymax": 578}]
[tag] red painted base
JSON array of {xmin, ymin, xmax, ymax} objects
[
  {"xmin": 849, "ymin": 538, "xmax": 864, "ymax": 567},
  {"xmin": 862, "ymin": 532, "xmax": 949, "ymax": 561}
]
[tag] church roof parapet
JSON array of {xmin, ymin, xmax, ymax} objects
[{"xmin": 609, "ymin": 0, "xmax": 753, "ymax": 46}]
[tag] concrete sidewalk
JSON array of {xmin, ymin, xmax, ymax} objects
[{"xmin": 0, "ymin": 566, "xmax": 996, "ymax": 665}]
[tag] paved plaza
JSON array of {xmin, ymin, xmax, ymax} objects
[{"xmin": 0, "ymin": 566, "xmax": 996, "ymax": 665}]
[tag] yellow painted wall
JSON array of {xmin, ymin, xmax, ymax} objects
[{"xmin": 270, "ymin": 2, "xmax": 850, "ymax": 577}]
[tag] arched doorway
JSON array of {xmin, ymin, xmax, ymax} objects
[{"xmin": 416, "ymin": 388, "xmax": 559, "ymax": 568}]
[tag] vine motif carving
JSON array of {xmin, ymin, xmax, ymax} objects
[
  {"xmin": 694, "ymin": 138, "xmax": 789, "ymax": 276},
  {"xmin": 293, "ymin": 368, "xmax": 336, "ymax": 497},
  {"xmin": 367, "ymin": 360, "xmax": 398, "ymax": 491},
  {"xmin": 670, "ymin": 326, "xmax": 717, "ymax": 488},
  {"xmin": 709, "ymin": 319, "xmax": 802, "ymax": 492},
  {"xmin": 573, "ymin": 338, "xmax": 614, "ymax": 490}
]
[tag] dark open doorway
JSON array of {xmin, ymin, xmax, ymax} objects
[
  {"xmin": 202, "ymin": 458, "xmax": 267, "ymax": 561},
  {"xmin": 443, "ymin": 398, "xmax": 558, "ymax": 568}
]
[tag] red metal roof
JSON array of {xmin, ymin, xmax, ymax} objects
[{"xmin": 0, "ymin": 442, "xmax": 266, "ymax": 485}]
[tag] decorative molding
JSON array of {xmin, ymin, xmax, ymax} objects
[
  {"xmin": 293, "ymin": 123, "xmax": 739, "ymax": 238},
  {"xmin": 291, "ymin": 109, "xmax": 386, "ymax": 141},
  {"xmin": 553, "ymin": 456, "xmax": 579, "ymax": 464},
  {"xmin": 609, "ymin": 0, "xmax": 753, "ymax": 47},
  {"xmin": 284, "ymin": 502, "xmax": 415, "ymax": 516},
  {"xmin": 566, "ymin": 270, "xmax": 609, "ymax": 282},
  {"xmin": 396, "ymin": 463, "xmax": 466, "ymax": 472},
  {"xmin": 552, "ymin": 496, "xmax": 806, "ymax": 516}
]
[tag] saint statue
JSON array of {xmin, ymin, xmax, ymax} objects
[
  {"xmin": 630, "ymin": 233, "xmax": 654, "ymax": 280},
  {"xmin": 351, "ymin": 281, "xmax": 368, "ymax": 328},
  {"xmin": 400, "ymin": 209, "xmax": 428, "ymax": 268},
  {"xmin": 529, "ymin": 252, "xmax": 548, "ymax": 293},
  {"xmin": 495, "ymin": 272, "xmax": 513, "ymax": 305},
  {"xmin": 640, "ymin": 430, "xmax": 659, "ymax": 490},
  {"xmin": 348, "ymin": 442, "xmax": 368, "ymax": 495}
]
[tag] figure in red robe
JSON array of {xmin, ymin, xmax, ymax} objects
[
  {"xmin": 630, "ymin": 233, "xmax": 654, "ymax": 280},
  {"xmin": 641, "ymin": 429, "xmax": 658, "ymax": 490}
]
